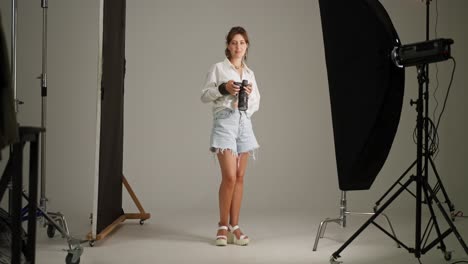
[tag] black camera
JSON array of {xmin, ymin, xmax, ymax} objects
[{"xmin": 234, "ymin": 80, "xmax": 249, "ymax": 111}]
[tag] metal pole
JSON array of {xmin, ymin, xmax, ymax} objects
[
  {"xmin": 415, "ymin": 66, "xmax": 425, "ymax": 258},
  {"xmin": 340, "ymin": 191, "xmax": 346, "ymax": 228},
  {"xmin": 40, "ymin": 0, "xmax": 49, "ymax": 215},
  {"xmin": 423, "ymin": 0, "xmax": 430, "ymax": 194},
  {"xmin": 9, "ymin": 0, "xmax": 18, "ymax": 217},
  {"xmin": 11, "ymin": 0, "xmax": 18, "ymax": 112}
]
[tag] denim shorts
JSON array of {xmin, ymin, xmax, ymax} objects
[{"xmin": 210, "ymin": 108, "xmax": 259, "ymax": 157}]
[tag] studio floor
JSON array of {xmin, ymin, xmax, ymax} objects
[{"xmin": 35, "ymin": 209, "xmax": 468, "ymax": 264}]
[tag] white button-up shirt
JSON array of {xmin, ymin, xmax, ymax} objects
[{"xmin": 201, "ymin": 58, "xmax": 260, "ymax": 118}]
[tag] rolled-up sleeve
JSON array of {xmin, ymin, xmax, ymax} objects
[
  {"xmin": 246, "ymin": 72, "xmax": 260, "ymax": 117},
  {"xmin": 201, "ymin": 64, "xmax": 222, "ymax": 103}
]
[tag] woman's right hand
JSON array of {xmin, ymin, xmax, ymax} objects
[{"xmin": 226, "ymin": 80, "xmax": 241, "ymax": 96}]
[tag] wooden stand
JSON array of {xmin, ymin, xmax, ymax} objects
[{"xmin": 87, "ymin": 175, "xmax": 150, "ymax": 246}]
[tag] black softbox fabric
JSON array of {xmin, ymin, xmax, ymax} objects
[
  {"xmin": 0, "ymin": 11, "xmax": 19, "ymax": 157},
  {"xmin": 319, "ymin": 0, "xmax": 405, "ymax": 190},
  {"xmin": 97, "ymin": 0, "xmax": 126, "ymax": 234}
]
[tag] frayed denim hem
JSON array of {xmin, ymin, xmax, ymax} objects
[
  {"xmin": 239, "ymin": 146, "xmax": 259, "ymax": 160},
  {"xmin": 209, "ymin": 147, "xmax": 259, "ymax": 166},
  {"xmin": 210, "ymin": 147, "xmax": 238, "ymax": 157},
  {"xmin": 210, "ymin": 147, "xmax": 237, "ymax": 166}
]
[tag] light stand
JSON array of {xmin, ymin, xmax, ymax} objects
[
  {"xmin": 329, "ymin": 60, "xmax": 468, "ymax": 263},
  {"xmin": 421, "ymin": 0, "xmax": 456, "ymax": 220},
  {"xmin": 7, "ymin": 1, "xmax": 85, "ymax": 263},
  {"xmin": 39, "ymin": 0, "xmax": 48, "ymax": 222},
  {"xmin": 324, "ymin": 1, "xmax": 468, "ymax": 262},
  {"xmin": 35, "ymin": 0, "xmax": 71, "ymax": 237},
  {"xmin": 313, "ymin": 191, "xmax": 399, "ymax": 251}
]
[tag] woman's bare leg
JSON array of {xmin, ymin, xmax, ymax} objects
[
  {"xmin": 217, "ymin": 150, "xmax": 237, "ymax": 238},
  {"xmin": 229, "ymin": 152, "xmax": 249, "ymax": 239}
]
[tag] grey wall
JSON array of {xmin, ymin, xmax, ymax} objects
[
  {"xmin": 123, "ymin": 0, "xmax": 332, "ymax": 214},
  {"xmin": 0, "ymin": 0, "xmax": 467, "ymax": 235}
]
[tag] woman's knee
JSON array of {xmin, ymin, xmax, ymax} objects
[
  {"xmin": 235, "ymin": 172, "xmax": 245, "ymax": 184},
  {"xmin": 222, "ymin": 173, "xmax": 237, "ymax": 186}
]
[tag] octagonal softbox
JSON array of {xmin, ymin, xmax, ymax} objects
[{"xmin": 319, "ymin": 0, "xmax": 405, "ymax": 190}]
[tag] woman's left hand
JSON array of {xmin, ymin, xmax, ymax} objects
[{"xmin": 244, "ymin": 83, "xmax": 253, "ymax": 95}]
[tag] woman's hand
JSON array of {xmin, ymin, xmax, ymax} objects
[
  {"xmin": 226, "ymin": 80, "xmax": 241, "ymax": 96},
  {"xmin": 244, "ymin": 83, "xmax": 253, "ymax": 95}
]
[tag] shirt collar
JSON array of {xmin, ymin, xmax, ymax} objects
[{"xmin": 223, "ymin": 57, "xmax": 252, "ymax": 74}]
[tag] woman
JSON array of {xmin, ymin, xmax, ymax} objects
[{"xmin": 201, "ymin": 26, "xmax": 260, "ymax": 246}]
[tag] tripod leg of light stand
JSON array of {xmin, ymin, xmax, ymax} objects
[
  {"xmin": 330, "ymin": 177, "xmax": 413, "ymax": 263},
  {"xmin": 21, "ymin": 192, "xmax": 85, "ymax": 261},
  {"xmin": 348, "ymin": 211, "xmax": 400, "ymax": 248},
  {"xmin": 424, "ymin": 181, "xmax": 468, "ymax": 255},
  {"xmin": 320, "ymin": 218, "xmax": 336, "ymax": 238},
  {"xmin": 36, "ymin": 206, "xmax": 84, "ymax": 263},
  {"xmin": 314, "ymin": 218, "xmax": 342, "ymax": 251},
  {"xmin": 47, "ymin": 211, "xmax": 71, "ymax": 238},
  {"xmin": 315, "ymin": 188, "xmax": 402, "ymax": 253},
  {"xmin": 380, "ymin": 214, "xmax": 400, "ymax": 248},
  {"xmin": 374, "ymin": 160, "xmax": 417, "ymax": 209},
  {"xmin": 313, "ymin": 191, "xmax": 348, "ymax": 251},
  {"xmin": 428, "ymin": 156, "xmax": 455, "ymax": 213},
  {"xmin": 319, "ymin": 220, "xmax": 328, "ymax": 238},
  {"xmin": 420, "ymin": 181, "xmax": 450, "ymax": 258}
]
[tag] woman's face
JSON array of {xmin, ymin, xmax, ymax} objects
[{"xmin": 228, "ymin": 34, "xmax": 248, "ymax": 60}]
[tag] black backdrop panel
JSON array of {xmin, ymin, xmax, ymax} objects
[
  {"xmin": 319, "ymin": 0, "xmax": 405, "ymax": 190},
  {"xmin": 97, "ymin": 0, "xmax": 126, "ymax": 234},
  {"xmin": 0, "ymin": 11, "xmax": 19, "ymax": 152}
]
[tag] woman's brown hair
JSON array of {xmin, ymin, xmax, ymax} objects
[{"xmin": 224, "ymin": 26, "xmax": 249, "ymax": 60}]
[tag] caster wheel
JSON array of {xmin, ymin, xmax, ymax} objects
[
  {"xmin": 329, "ymin": 255, "xmax": 342, "ymax": 264},
  {"xmin": 65, "ymin": 253, "xmax": 80, "ymax": 264},
  {"xmin": 47, "ymin": 224, "xmax": 55, "ymax": 238},
  {"xmin": 139, "ymin": 220, "xmax": 145, "ymax": 225},
  {"xmin": 89, "ymin": 240, "xmax": 95, "ymax": 247},
  {"xmin": 444, "ymin": 251, "xmax": 452, "ymax": 261}
]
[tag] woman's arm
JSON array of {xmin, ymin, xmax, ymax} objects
[{"xmin": 201, "ymin": 65, "xmax": 223, "ymax": 103}]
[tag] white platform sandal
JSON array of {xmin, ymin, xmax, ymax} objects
[
  {"xmin": 215, "ymin": 225, "xmax": 228, "ymax": 246},
  {"xmin": 228, "ymin": 225, "xmax": 250, "ymax": 246}
]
